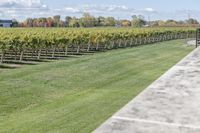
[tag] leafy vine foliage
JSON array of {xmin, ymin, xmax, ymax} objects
[{"xmin": 0, "ymin": 28, "xmax": 196, "ymax": 63}]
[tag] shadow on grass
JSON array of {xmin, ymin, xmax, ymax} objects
[
  {"xmin": 3, "ymin": 61, "xmax": 37, "ymax": 65},
  {"xmin": 0, "ymin": 64, "xmax": 19, "ymax": 69},
  {"xmin": 0, "ymin": 59, "xmax": 53, "ymax": 69},
  {"xmin": 3, "ymin": 59, "xmax": 52, "ymax": 65}
]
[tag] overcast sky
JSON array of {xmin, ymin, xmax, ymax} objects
[{"xmin": 0, "ymin": 0, "xmax": 200, "ymax": 21}]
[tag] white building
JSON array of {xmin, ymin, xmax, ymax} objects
[{"xmin": 0, "ymin": 20, "xmax": 12, "ymax": 27}]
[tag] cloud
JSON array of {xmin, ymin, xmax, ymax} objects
[
  {"xmin": 0, "ymin": 0, "xmax": 47, "ymax": 9},
  {"xmin": 96, "ymin": 5, "xmax": 129, "ymax": 12},
  {"xmin": 144, "ymin": 8, "xmax": 156, "ymax": 13},
  {"xmin": 61, "ymin": 4, "xmax": 136, "ymax": 19},
  {"xmin": 2, "ymin": 2, "xmax": 198, "ymax": 21},
  {"xmin": 0, "ymin": 0, "xmax": 49, "ymax": 20},
  {"xmin": 0, "ymin": 2, "xmax": 159, "ymax": 20},
  {"xmin": 80, "ymin": 4, "xmax": 131, "ymax": 13},
  {"xmin": 173, "ymin": 9, "xmax": 200, "ymax": 21},
  {"xmin": 61, "ymin": 4, "xmax": 133, "ymax": 15},
  {"xmin": 64, "ymin": 7, "xmax": 81, "ymax": 13}
]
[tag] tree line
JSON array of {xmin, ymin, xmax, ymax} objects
[{"xmin": 11, "ymin": 13, "xmax": 200, "ymax": 28}]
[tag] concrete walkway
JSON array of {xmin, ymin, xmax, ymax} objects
[{"xmin": 93, "ymin": 47, "xmax": 200, "ymax": 133}]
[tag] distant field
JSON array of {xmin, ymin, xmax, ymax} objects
[{"xmin": 0, "ymin": 40, "xmax": 194, "ymax": 133}]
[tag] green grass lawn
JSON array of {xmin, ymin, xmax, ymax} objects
[{"xmin": 0, "ymin": 40, "xmax": 194, "ymax": 133}]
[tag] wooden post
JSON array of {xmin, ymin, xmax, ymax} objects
[
  {"xmin": 196, "ymin": 29, "xmax": 198, "ymax": 48},
  {"xmin": 187, "ymin": 33, "xmax": 189, "ymax": 38},
  {"xmin": 112, "ymin": 41, "xmax": 115, "ymax": 49},
  {"xmin": 118, "ymin": 40, "xmax": 121, "ymax": 47},
  {"xmin": 104, "ymin": 44, "xmax": 107, "ymax": 50},
  {"xmin": 139, "ymin": 38, "xmax": 142, "ymax": 44},
  {"xmin": 0, "ymin": 51, "xmax": 4, "ymax": 64},
  {"xmin": 15, "ymin": 50, "xmax": 17, "ymax": 60},
  {"xmin": 45, "ymin": 49, "xmax": 48, "ymax": 56},
  {"xmin": 130, "ymin": 39, "xmax": 133, "ymax": 47},
  {"xmin": 1, "ymin": 51, "xmax": 5, "ymax": 64},
  {"xmin": 87, "ymin": 43, "xmax": 91, "ymax": 52},
  {"xmin": 144, "ymin": 37, "xmax": 147, "ymax": 44},
  {"xmin": 125, "ymin": 40, "xmax": 128, "ymax": 47},
  {"xmin": 96, "ymin": 43, "xmax": 99, "ymax": 51},
  {"xmin": 180, "ymin": 34, "xmax": 182, "ymax": 39},
  {"xmin": 184, "ymin": 33, "xmax": 187, "ymax": 39},
  {"xmin": 147, "ymin": 38, "xmax": 150, "ymax": 44},
  {"xmin": 31, "ymin": 51, "xmax": 34, "ymax": 58},
  {"xmin": 65, "ymin": 46, "xmax": 68, "ymax": 55},
  {"xmin": 159, "ymin": 36, "xmax": 162, "ymax": 42},
  {"xmin": 148, "ymin": 38, "xmax": 151, "ymax": 43},
  {"xmin": 77, "ymin": 46, "xmax": 80, "ymax": 53},
  {"xmin": 37, "ymin": 49, "xmax": 41, "ymax": 60},
  {"xmin": 20, "ymin": 51, "xmax": 24, "ymax": 61},
  {"xmin": 153, "ymin": 37, "xmax": 155, "ymax": 43},
  {"xmin": 52, "ymin": 47, "xmax": 56, "ymax": 58},
  {"xmin": 135, "ymin": 37, "xmax": 138, "ymax": 45}
]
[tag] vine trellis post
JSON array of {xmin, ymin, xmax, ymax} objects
[{"xmin": 196, "ymin": 28, "xmax": 200, "ymax": 48}]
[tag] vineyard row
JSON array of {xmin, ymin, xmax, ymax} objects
[{"xmin": 0, "ymin": 28, "xmax": 196, "ymax": 63}]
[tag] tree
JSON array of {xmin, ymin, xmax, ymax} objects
[
  {"xmin": 131, "ymin": 15, "xmax": 137, "ymax": 19},
  {"xmin": 165, "ymin": 20, "xmax": 178, "ymax": 26},
  {"xmin": 12, "ymin": 19, "xmax": 19, "ymax": 27},
  {"xmin": 97, "ymin": 16, "xmax": 105, "ymax": 26},
  {"xmin": 53, "ymin": 15, "xmax": 61, "ymax": 27},
  {"xmin": 186, "ymin": 18, "xmax": 199, "ymax": 25},
  {"xmin": 65, "ymin": 16, "xmax": 72, "ymax": 27},
  {"xmin": 69, "ymin": 17, "xmax": 80, "ymax": 27},
  {"xmin": 178, "ymin": 20, "xmax": 185, "ymax": 25},
  {"xmin": 131, "ymin": 15, "xmax": 146, "ymax": 27},
  {"xmin": 104, "ymin": 17, "xmax": 116, "ymax": 26},
  {"xmin": 150, "ymin": 21, "xmax": 159, "ymax": 27},
  {"xmin": 24, "ymin": 18, "xmax": 33, "ymax": 27},
  {"xmin": 120, "ymin": 20, "xmax": 131, "ymax": 27},
  {"xmin": 79, "ymin": 13, "xmax": 97, "ymax": 27},
  {"xmin": 32, "ymin": 19, "xmax": 37, "ymax": 27},
  {"xmin": 46, "ymin": 17, "xmax": 54, "ymax": 27},
  {"xmin": 38, "ymin": 18, "xmax": 47, "ymax": 27},
  {"xmin": 157, "ymin": 20, "xmax": 165, "ymax": 26}
]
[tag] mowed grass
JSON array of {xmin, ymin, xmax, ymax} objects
[{"xmin": 0, "ymin": 40, "xmax": 194, "ymax": 133}]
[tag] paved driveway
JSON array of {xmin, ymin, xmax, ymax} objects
[{"xmin": 93, "ymin": 47, "xmax": 200, "ymax": 133}]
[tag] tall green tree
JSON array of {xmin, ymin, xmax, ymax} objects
[
  {"xmin": 65, "ymin": 16, "xmax": 72, "ymax": 27},
  {"xmin": 53, "ymin": 15, "xmax": 61, "ymax": 27},
  {"xmin": 186, "ymin": 18, "xmax": 199, "ymax": 24},
  {"xmin": 104, "ymin": 17, "xmax": 116, "ymax": 26},
  {"xmin": 69, "ymin": 17, "xmax": 80, "ymax": 27},
  {"xmin": 131, "ymin": 15, "xmax": 146, "ymax": 27},
  {"xmin": 79, "ymin": 13, "xmax": 97, "ymax": 27}
]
